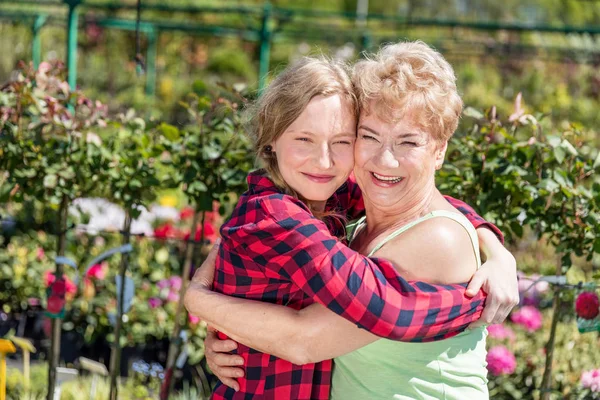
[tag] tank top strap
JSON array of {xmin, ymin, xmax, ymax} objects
[
  {"xmin": 348, "ymin": 215, "xmax": 367, "ymax": 243},
  {"xmin": 367, "ymin": 210, "xmax": 481, "ymax": 268}
]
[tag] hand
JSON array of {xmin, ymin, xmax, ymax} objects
[
  {"xmin": 191, "ymin": 238, "xmax": 220, "ymax": 288},
  {"xmin": 466, "ymin": 244, "xmax": 519, "ymax": 327},
  {"xmin": 205, "ymin": 326, "xmax": 245, "ymax": 392}
]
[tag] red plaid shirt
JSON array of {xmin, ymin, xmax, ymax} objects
[{"xmin": 211, "ymin": 170, "xmax": 503, "ymax": 400}]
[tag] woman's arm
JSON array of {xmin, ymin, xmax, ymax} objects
[
  {"xmin": 467, "ymin": 228, "xmax": 519, "ymax": 326},
  {"xmin": 244, "ymin": 197, "xmax": 486, "ymax": 341},
  {"xmin": 186, "ymin": 282, "xmax": 376, "ymax": 365}
]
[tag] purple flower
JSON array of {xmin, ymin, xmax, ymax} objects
[
  {"xmin": 169, "ymin": 276, "xmax": 183, "ymax": 291},
  {"xmin": 148, "ymin": 297, "xmax": 162, "ymax": 309},
  {"xmin": 157, "ymin": 279, "xmax": 170, "ymax": 290},
  {"xmin": 510, "ymin": 306, "xmax": 543, "ymax": 332},
  {"xmin": 486, "ymin": 346, "xmax": 517, "ymax": 376},
  {"xmin": 487, "ymin": 324, "xmax": 516, "ymax": 341},
  {"xmin": 518, "ymin": 272, "xmax": 549, "ymax": 306},
  {"xmin": 581, "ymin": 369, "xmax": 600, "ymax": 392}
]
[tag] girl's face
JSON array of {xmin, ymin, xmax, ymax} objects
[
  {"xmin": 272, "ymin": 95, "xmax": 356, "ymax": 209},
  {"xmin": 354, "ymin": 106, "xmax": 447, "ymax": 213}
]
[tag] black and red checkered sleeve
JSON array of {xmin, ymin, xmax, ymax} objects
[
  {"xmin": 242, "ymin": 195, "xmax": 486, "ymax": 341},
  {"xmin": 334, "ymin": 174, "xmax": 365, "ymax": 220},
  {"xmin": 444, "ymin": 196, "xmax": 504, "ymax": 244}
]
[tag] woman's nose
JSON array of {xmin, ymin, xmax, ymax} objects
[{"xmin": 374, "ymin": 148, "xmax": 399, "ymax": 169}]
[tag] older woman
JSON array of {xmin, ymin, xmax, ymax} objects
[{"xmin": 186, "ymin": 41, "xmax": 517, "ymax": 399}]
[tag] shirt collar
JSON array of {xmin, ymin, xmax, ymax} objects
[{"xmin": 247, "ymin": 169, "xmax": 281, "ymax": 195}]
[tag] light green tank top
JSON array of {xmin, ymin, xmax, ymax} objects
[{"xmin": 331, "ymin": 210, "xmax": 489, "ymax": 400}]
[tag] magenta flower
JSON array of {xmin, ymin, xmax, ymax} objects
[
  {"xmin": 148, "ymin": 298, "xmax": 162, "ymax": 309},
  {"xmin": 581, "ymin": 369, "xmax": 600, "ymax": 392},
  {"xmin": 36, "ymin": 247, "xmax": 45, "ymax": 261},
  {"xmin": 157, "ymin": 279, "xmax": 170, "ymax": 290},
  {"xmin": 188, "ymin": 314, "xmax": 200, "ymax": 325},
  {"xmin": 169, "ymin": 276, "xmax": 183, "ymax": 291},
  {"xmin": 487, "ymin": 324, "xmax": 516, "ymax": 341},
  {"xmin": 86, "ymin": 263, "xmax": 106, "ymax": 280},
  {"xmin": 166, "ymin": 291, "xmax": 180, "ymax": 303},
  {"xmin": 486, "ymin": 346, "xmax": 517, "ymax": 376},
  {"xmin": 510, "ymin": 306, "xmax": 543, "ymax": 332}
]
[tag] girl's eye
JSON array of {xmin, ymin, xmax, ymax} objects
[
  {"xmin": 334, "ymin": 140, "xmax": 352, "ymax": 145},
  {"xmin": 361, "ymin": 134, "xmax": 378, "ymax": 142}
]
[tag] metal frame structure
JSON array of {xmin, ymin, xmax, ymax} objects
[{"xmin": 0, "ymin": 1, "xmax": 599, "ymax": 94}]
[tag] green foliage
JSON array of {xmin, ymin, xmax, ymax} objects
[
  {"xmin": 439, "ymin": 98, "xmax": 600, "ymax": 270},
  {"xmin": 163, "ymin": 89, "xmax": 253, "ymax": 212},
  {"xmin": 0, "ymin": 61, "xmax": 113, "ymax": 206},
  {"xmin": 207, "ymin": 47, "xmax": 257, "ymax": 81}
]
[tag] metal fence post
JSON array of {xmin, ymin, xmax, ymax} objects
[
  {"xmin": 32, "ymin": 14, "xmax": 47, "ymax": 68},
  {"xmin": 258, "ymin": 2, "xmax": 272, "ymax": 93},
  {"xmin": 145, "ymin": 26, "xmax": 157, "ymax": 96},
  {"xmin": 65, "ymin": 0, "xmax": 81, "ymax": 90}
]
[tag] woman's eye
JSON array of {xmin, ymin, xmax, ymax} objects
[
  {"xmin": 295, "ymin": 137, "xmax": 311, "ymax": 142},
  {"xmin": 334, "ymin": 140, "xmax": 352, "ymax": 145},
  {"xmin": 361, "ymin": 134, "xmax": 378, "ymax": 142},
  {"xmin": 401, "ymin": 142, "xmax": 418, "ymax": 146}
]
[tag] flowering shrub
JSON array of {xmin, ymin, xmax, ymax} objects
[
  {"xmin": 510, "ymin": 306, "xmax": 544, "ymax": 332},
  {"xmin": 487, "ymin": 346, "xmax": 517, "ymax": 376},
  {"xmin": 580, "ymin": 369, "xmax": 600, "ymax": 395},
  {"xmin": 575, "ymin": 292, "xmax": 600, "ymax": 320}
]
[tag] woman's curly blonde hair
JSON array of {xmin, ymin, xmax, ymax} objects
[{"xmin": 353, "ymin": 41, "xmax": 463, "ymax": 143}]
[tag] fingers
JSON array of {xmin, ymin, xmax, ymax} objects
[
  {"xmin": 204, "ymin": 327, "xmax": 244, "ymax": 392},
  {"xmin": 192, "ymin": 238, "xmax": 221, "ymax": 284},
  {"xmin": 465, "ymin": 269, "xmax": 486, "ymax": 297},
  {"xmin": 219, "ymin": 377, "xmax": 241, "ymax": 392},
  {"xmin": 470, "ymin": 298, "xmax": 500, "ymax": 328}
]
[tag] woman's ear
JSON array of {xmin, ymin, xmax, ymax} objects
[{"xmin": 435, "ymin": 141, "xmax": 448, "ymax": 170}]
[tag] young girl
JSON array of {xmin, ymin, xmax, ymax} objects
[{"xmin": 185, "ymin": 56, "xmax": 514, "ymax": 399}]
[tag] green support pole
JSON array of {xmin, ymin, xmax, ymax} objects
[
  {"xmin": 145, "ymin": 27, "xmax": 157, "ymax": 96},
  {"xmin": 258, "ymin": 2, "xmax": 272, "ymax": 93},
  {"xmin": 360, "ymin": 31, "xmax": 372, "ymax": 53},
  {"xmin": 65, "ymin": 0, "xmax": 81, "ymax": 91},
  {"xmin": 32, "ymin": 15, "xmax": 47, "ymax": 68}
]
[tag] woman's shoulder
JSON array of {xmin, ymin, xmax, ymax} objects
[{"xmin": 378, "ymin": 213, "xmax": 478, "ymax": 284}]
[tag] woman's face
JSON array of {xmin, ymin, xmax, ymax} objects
[
  {"xmin": 354, "ymin": 106, "xmax": 447, "ymax": 213},
  {"xmin": 272, "ymin": 95, "xmax": 356, "ymax": 207}
]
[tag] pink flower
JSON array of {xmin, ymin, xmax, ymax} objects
[
  {"xmin": 44, "ymin": 270, "xmax": 77, "ymax": 295},
  {"xmin": 486, "ymin": 346, "xmax": 517, "ymax": 376},
  {"xmin": 169, "ymin": 276, "xmax": 182, "ymax": 291},
  {"xmin": 36, "ymin": 247, "xmax": 45, "ymax": 261},
  {"xmin": 166, "ymin": 291, "xmax": 180, "ymax": 303},
  {"xmin": 86, "ymin": 263, "xmax": 106, "ymax": 280},
  {"xmin": 148, "ymin": 297, "xmax": 162, "ymax": 309},
  {"xmin": 188, "ymin": 314, "xmax": 200, "ymax": 325},
  {"xmin": 487, "ymin": 324, "xmax": 516, "ymax": 341},
  {"xmin": 510, "ymin": 306, "xmax": 543, "ymax": 332},
  {"xmin": 518, "ymin": 272, "xmax": 549, "ymax": 306},
  {"xmin": 157, "ymin": 279, "xmax": 170, "ymax": 290},
  {"xmin": 575, "ymin": 292, "xmax": 600, "ymax": 320},
  {"xmin": 581, "ymin": 369, "xmax": 600, "ymax": 392}
]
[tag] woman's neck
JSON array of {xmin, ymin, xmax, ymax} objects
[{"xmin": 363, "ymin": 184, "xmax": 439, "ymax": 239}]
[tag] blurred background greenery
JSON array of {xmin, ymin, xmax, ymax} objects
[{"xmin": 1, "ymin": 1, "xmax": 600, "ymax": 399}]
